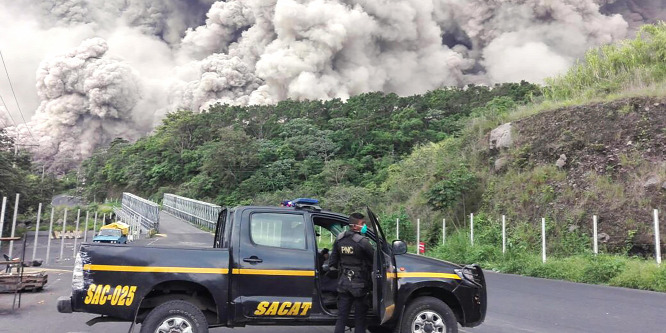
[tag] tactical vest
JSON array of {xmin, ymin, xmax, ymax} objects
[{"xmin": 335, "ymin": 231, "xmax": 371, "ymax": 297}]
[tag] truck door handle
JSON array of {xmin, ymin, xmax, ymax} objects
[{"xmin": 243, "ymin": 256, "xmax": 263, "ymax": 263}]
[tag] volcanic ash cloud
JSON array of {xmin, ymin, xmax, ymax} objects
[
  {"xmin": 172, "ymin": 0, "xmax": 630, "ymax": 108},
  {"xmin": 16, "ymin": 38, "xmax": 143, "ymax": 173},
  {"xmin": 5, "ymin": 0, "xmax": 653, "ymax": 172}
]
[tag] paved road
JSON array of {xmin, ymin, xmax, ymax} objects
[
  {"xmin": 141, "ymin": 211, "xmax": 213, "ymax": 248},
  {"xmin": 2, "ymin": 211, "xmax": 665, "ymax": 332},
  {"xmin": 462, "ymin": 272, "xmax": 666, "ymax": 333}
]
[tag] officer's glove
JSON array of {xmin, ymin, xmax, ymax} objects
[
  {"xmin": 325, "ymin": 266, "xmax": 338, "ymax": 278},
  {"xmin": 322, "ymin": 263, "xmax": 330, "ymax": 272}
]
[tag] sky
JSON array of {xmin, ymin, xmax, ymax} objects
[{"xmin": 0, "ymin": 0, "xmax": 663, "ymax": 172}]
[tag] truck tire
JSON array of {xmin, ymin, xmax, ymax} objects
[
  {"xmin": 399, "ymin": 296, "xmax": 457, "ymax": 333},
  {"xmin": 140, "ymin": 300, "xmax": 209, "ymax": 333}
]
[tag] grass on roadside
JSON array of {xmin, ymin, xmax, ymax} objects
[{"xmin": 425, "ymin": 229, "xmax": 666, "ymax": 292}]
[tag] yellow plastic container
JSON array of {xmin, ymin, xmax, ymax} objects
[{"xmin": 99, "ymin": 222, "xmax": 130, "ymax": 236}]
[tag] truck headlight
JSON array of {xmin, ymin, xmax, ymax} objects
[
  {"xmin": 72, "ymin": 253, "xmax": 84, "ymax": 290},
  {"xmin": 455, "ymin": 267, "xmax": 474, "ymax": 280},
  {"xmin": 455, "ymin": 266, "xmax": 481, "ymax": 287}
]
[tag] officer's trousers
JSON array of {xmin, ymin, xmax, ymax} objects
[{"xmin": 334, "ymin": 290, "xmax": 369, "ymax": 333}]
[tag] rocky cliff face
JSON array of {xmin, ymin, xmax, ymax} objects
[{"xmin": 487, "ymin": 97, "xmax": 666, "ymax": 254}]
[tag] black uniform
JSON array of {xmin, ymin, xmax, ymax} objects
[{"xmin": 329, "ymin": 230, "xmax": 374, "ymax": 333}]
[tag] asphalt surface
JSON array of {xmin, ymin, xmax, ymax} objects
[
  {"xmin": 2, "ymin": 211, "xmax": 665, "ymax": 332},
  {"xmin": 461, "ymin": 272, "xmax": 666, "ymax": 333}
]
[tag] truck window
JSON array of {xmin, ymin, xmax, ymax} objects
[
  {"xmin": 250, "ymin": 213, "xmax": 306, "ymax": 250},
  {"xmin": 98, "ymin": 229, "xmax": 122, "ymax": 237}
]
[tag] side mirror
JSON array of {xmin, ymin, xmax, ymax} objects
[{"xmin": 392, "ymin": 240, "xmax": 407, "ymax": 255}]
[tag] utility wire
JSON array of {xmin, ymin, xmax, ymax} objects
[
  {"xmin": 0, "ymin": 49, "xmax": 37, "ymax": 143},
  {"xmin": 0, "ymin": 101, "xmax": 7, "ymax": 128},
  {"xmin": 0, "ymin": 91, "xmax": 17, "ymax": 127}
]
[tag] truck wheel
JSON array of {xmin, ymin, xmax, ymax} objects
[
  {"xmin": 400, "ymin": 297, "xmax": 457, "ymax": 333},
  {"xmin": 140, "ymin": 300, "xmax": 209, "ymax": 333}
]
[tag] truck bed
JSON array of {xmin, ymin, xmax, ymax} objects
[{"xmin": 73, "ymin": 243, "xmax": 230, "ymax": 322}]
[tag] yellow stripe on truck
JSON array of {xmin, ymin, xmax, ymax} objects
[
  {"xmin": 83, "ymin": 264, "xmax": 452, "ymax": 279},
  {"xmin": 232, "ymin": 269, "xmax": 315, "ymax": 276},
  {"xmin": 83, "ymin": 264, "xmax": 228, "ymax": 274},
  {"xmin": 83, "ymin": 265, "xmax": 314, "ymax": 276},
  {"xmin": 396, "ymin": 272, "xmax": 461, "ymax": 280}
]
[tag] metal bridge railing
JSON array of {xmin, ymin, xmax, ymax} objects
[
  {"xmin": 113, "ymin": 208, "xmax": 142, "ymax": 241},
  {"xmin": 162, "ymin": 193, "xmax": 221, "ymax": 230},
  {"xmin": 120, "ymin": 192, "xmax": 160, "ymax": 232}
]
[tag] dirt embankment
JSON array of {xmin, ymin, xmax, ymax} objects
[{"xmin": 492, "ymin": 97, "xmax": 666, "ymax": 254}]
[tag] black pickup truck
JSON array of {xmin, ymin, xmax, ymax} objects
[{"xmin": 58, "ymin": 204, "xmax": 486, "ymax": 333}]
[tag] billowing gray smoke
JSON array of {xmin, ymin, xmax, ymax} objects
[
  {"xmin": 9, "ymin": 38, "xmax": 143, "ymax": 173},
  {"xmin": 0, "ymin": 0, "xmax": 662, "ymax": 172},
  {"xmin": 171, "ymin": 0, "xmax": 630, "ymax": 110},
  {"xmin": 33, "ymin": 0, "xmax": 213, "ymax": 44},
  {"xmin": 599, "ymin": 0, "xmax": 666, "ymax": 33}
]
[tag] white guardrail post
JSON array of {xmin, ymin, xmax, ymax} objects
[
  {"xmin": 46, "ymin": 207, "xmax": 54, "ymax": 264},
  {"xmin": 73, "ymin": 209, "xmax": 80, "ymax": 257},
  {"xmin": 593, "ymin": 215, "xmax": 598, "ymax": 255},
  {"xmin": 542, "ymin": 217, "xmax": 547, "ymax": 263},
  {"xmin": 32, "ymin": 203, "xmax": 42, "ymax": 261},
  {"xmin": 502, "ymin": 215, "xmax": 506, "ymax": 255},
  {"xmin": 655, "ymin": 209, "xmax": 661, "ymax": 266},
  {"xmin": 396, "ymin": 218, "xmax": 399, "ymax": 240},
  {"xmin": 0, "ymin": 196, "xmax": 6, "ymax": 249},
  {"xmin": 416, "ymin": 218, "xmax": 420, "ymax": 255},
  {"xmin": 59, "ymin": 208, "xmax": 67, "ymax": 260},
  {"xmin": 442, "ymin": 218, "xmax": 446, "ymax": 245},
  {"xmin": 8, "ymin": 193, "xmax": 19, "ymax": 258},
  {"xmin": 162, "ymin": 193, "xmax": 222, "ymax": 231}
]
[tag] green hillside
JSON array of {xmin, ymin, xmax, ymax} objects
[{"xmin": 81, "ymin": 83, "xmax": 539, "ymax": 211}]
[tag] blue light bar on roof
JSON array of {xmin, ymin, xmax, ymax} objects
[{"xmin": 292, "ymin": 198, "xmax": 319, "ymax": 205}]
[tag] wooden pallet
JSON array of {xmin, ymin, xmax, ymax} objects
[{"xmin": 0, "ymin": 271, "xmax": 48, "ymax": 293}]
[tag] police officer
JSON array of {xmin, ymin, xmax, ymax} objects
[{"xmin": 328, "ymin": 212, "xmax": 374, "ymax": 333}]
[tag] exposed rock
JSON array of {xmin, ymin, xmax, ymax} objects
[
  {"xmin": 643, "ymin": 176, "xmax": 660, "ymax": 189},
  {"xmin": 489, "ymin": 123, "xmax": 512, "ymax": 151},
  {"xmin": 494, "ymin": 157, "xmax": 509, "ymax": 172},
  {"xmin": 51, "ymin": 195, "xmax": 84, "ymax": 207},
  {"xmin": 555, "ymin": 154, "xmax": 567, "ymax": 168},
  {"xmin": 505, "ymin": 97, "xmax": 666, "ymax": 251},
  {"xmin": 598, "ymin": 232, "xmax": 611, "ymax": 243},
  {"xmin": 568, "ymin": 225, "xmax": 579, "ymax": 233}
]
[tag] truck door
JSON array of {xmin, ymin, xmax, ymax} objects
[
  {"xmin": 367, "ymin": 207, "xmax": 397, "ymax": 324},
  {"xmin": 232, "ymin": 210, "xmax": 316, "ymax": 321}
]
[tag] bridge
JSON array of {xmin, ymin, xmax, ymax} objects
[{"xmin": 0, "ymin": 192, "xmax": 665, "ymax": 332}]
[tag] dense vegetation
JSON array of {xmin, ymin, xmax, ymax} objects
[
  {"xmin": 81, "ymin": 83, "xmax": 540, "ymax": 212},
  {"xmin": 0, "ymin": 128, "xmax": 67, "ymax": 236},
  {"xmin": 545, "ymin": 22, "xmax": 666, "ymax": 100}
]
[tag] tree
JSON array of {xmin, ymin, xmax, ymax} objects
[
  {"xmin": 201, "ymin": 128, "xmax": 260, "ymax": 189},
  {"xmin": 426, "ymin": 164, "xmax": 478, "ymax": 212}
]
